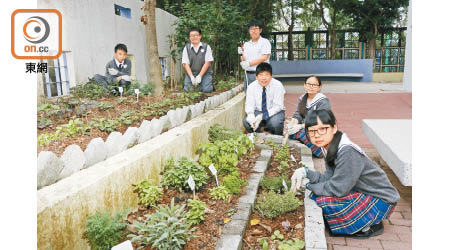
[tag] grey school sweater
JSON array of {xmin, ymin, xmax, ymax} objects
[
  {"xmin": 292, "ymin": 93, "xmax": 331, "ymax": 124},
  {"xmin": 306, "ymin": 133, "xmax": 400, "ymax": 204}
]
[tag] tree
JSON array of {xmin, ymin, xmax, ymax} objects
[
  {"xmin": 274, "ymin": 0, "xmax": 302, "ymax": 60},
  {"xmin": 340, "ymin": 0, "xmax": 409, "ymax": 69},
  {"xmin": 314, "ymin": 0, "xmax": 351, "ymax": 59},
  {"xmin": 143, "ymin": 0, "xmax": 164, "ymax": 96}
]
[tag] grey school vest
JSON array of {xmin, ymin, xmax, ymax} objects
[{"xmin": 185, "ymin": 43, "xmax": 213, "ymax": 75}]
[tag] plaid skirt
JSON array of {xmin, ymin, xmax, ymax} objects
[
  {"xmin": 311, "ymin": 191, "xmax": 396, "ymax": 235},
  {"xmin": 289, "ymin": 129, "xmax": 323, "ymax": 157}
]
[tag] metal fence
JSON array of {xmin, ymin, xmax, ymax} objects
[{"xmin": 269, "ymin": 27, "xmax": 406, "ymax": 72}]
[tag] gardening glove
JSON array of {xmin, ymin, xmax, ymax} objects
[
  {"xmin": 290, "ymin": 168, "xmax": 307, "ymax": 192},
  {"xmin": 287, "ymin": 123, "xmax": 303, "ymax": 135},
  {"xmin": 240, "ymin": 61, "xmax": 251, "ymax": 71},
  {"xmin": 246, "ymin": 114, "xmax": 256, "ymax": 127},
  {"xmin": 195, "ymin": 75, "xmax": 202, "ymax": 84},
  {"xmin": 190, "ymin": 75, "xmax": 197, "ymax": 86},
  {"xmin": 121, "ymin": 75, "xmax": 131, "ymax": 81},
  {"xmin": 253, "ymin": 114, "xmax": 263, "ymax": 131},
  {"xmin": 108, "ymin": 68, "xmax": 119, "ymax": 75},
  {"xmin": 237, "ymin": 47, "xmax": 243, "ymax": 55}
]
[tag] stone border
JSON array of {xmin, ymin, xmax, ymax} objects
[
  {"xmin": 37, "ymin": 85, "xmax": 244, "ymax": 189},
  {"xmin": 37, "ymin": 91, "xmax": 246, "ymax": 249}
]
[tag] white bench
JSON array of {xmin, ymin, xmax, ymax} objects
[
  {"xmin": 362, "ymin": 119, "xmax": 412, "ymax": 186},
  {"xmin": 272, "ymin": 73, "xmax": 364, "ymax": 78}
]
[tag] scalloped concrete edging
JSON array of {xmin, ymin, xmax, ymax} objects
[
  {"xmin": 37, "ymin": 91, "xmax": 246, "ymax": 250},
  {"xmin": 37, "ymin": 86, "xmax": 244, "ymax": 189},
  {"xmin": 216, "ymin": 134, "xmax": 327, "ymax": 250}
]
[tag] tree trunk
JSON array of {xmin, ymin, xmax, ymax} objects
[
  {"xmin": 287, "ymin": 25, "xmax": 294, "ymax": 60},
  {"xmin": 329, "ymin": 28, "xmax": 336, "ymax": 59},
  {"xmin": 144, "ymin": 0, "xmax": 164, "ymax": 96},
  {"xmin": 368, "ymin": 24, "xmax": 378, "ymax": 71}
]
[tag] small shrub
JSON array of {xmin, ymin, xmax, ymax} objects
[
  {"xmin": 210, "ymin": 186, "xmax": 230, "ymax": 201},
  {"xmin": 215, "ymin": 77, "xmax": 236, "ymax": 91},
  {"xmin": 275, "ymin": 144, "xmax": 290, "ymax": 163},
  {"xmin": 71, "ymin": 80, "xmax": 107, "ymax": 99},
  {"xmin": 125, "ymin": 82, "xmax": 154, "ymax": 96},
  {"xmin": 185, "ymin": 199, "xmax": 207, "ymax": 226},
  {"xmin": 260, "ymin": 176, "xmax": 291, "ymax": 193},
  {"xmin": 161, "ymin": 157, "xmax": 209, "ymax": 191},
  {"xmin": 279, "ymin": 161, "xmax": 290, "ymax": 176},
  {"xmin": 82, "ymin": 209, "xmax": 128, "ymax": 250},
  {"xmin": 133, "ymin": 179, "xmax": 163, "ymax": 207},
  {"xmin": 255, "ymin": 191, "xmax": 302, "ymax": 219},
  {"xmin": 208, "ymin": 123, "xmax": 242, "ymax": 143},
  {"xmin": 223, "ymin": 174, "xmax": 247, "ymax": 195},
  {"xmin": 128, "ymin": 198, "xmax": 195, "ymax": 250}
]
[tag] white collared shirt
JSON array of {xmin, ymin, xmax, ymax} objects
[
  {"xmin": 182, "ymin": 42, "xmax": 214, "ymax": 65},
  {"xmin": 245, "ymin": 78, "xmax": 285, "ymax": 117},
  {"xmin": 115, "ymin": 58, "xmax": 125, "ymax": 69},
  {"xmin": 243, "ymin": 36, "xmax": 271, "ymax": 71},
  {"xmin": 306, "ymin": 93, "xmax": 327, "ymax": 109}
]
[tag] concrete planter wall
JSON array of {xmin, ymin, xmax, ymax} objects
[
  {"xmin": 37, "ymin": 90, "xmax": 245, "ymax": 249},
  {"xmin": 37, "ymin": 85, "xmax": 244, "ymax": 190}
]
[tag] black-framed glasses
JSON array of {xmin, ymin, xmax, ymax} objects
[
  {"xmin": 307, "ymin": 126, "xmax": 331, "ymax": 137},
  {"xmin": 305, "ymin": 83, "xmax": 320, "ymax": 88}
]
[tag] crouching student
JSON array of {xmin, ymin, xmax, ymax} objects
[
  {"xmin": 290, "ymin": 109, "xmax": 400, "ymax": 238},
  {"xmin": 286, "ymin": 75, "xmax": 331, "ymax": 158},
  {"xmin": 243, "ymin": 62, "xmax": 286, "ymax": 135},
  {"xmin": 93, "ymin": 43, "xmax": 133, "ymax": 92}
]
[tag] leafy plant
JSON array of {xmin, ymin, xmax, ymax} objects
[
  {"xmin": 38, "ymin": 117, "xmax": 53, "ymax": 129},
  {"xmin": 223, "ymin": 174, "xmax": 247, "ymax": 195},
  {"xmin": 255, "ymin": 191, "xmax": 302, "ymax": 219},
  {"xmin": 260, "ymin": 176, "xmax": 291, "ymax": 193},
  {"xmin": 71, "ymin": 80, "xmax": 108, "ymax": 99},
  {"xmin": 259, "ymin": 237, "xmax": 269, "ymax": 250},
  {"xmin": 37, "ymin": 132, "xmax": 59, "ymax": 147},
  {"xmin": 275, "ymin": 144, "xmax": 290, "ymax": 163},
  {"xmin": 128, "ymin": 198, "xmax": 195, "ymax": 250},
  {"xmin": 82, "ymin": 209, "xmax": 128, "ymax": 250},
  {"xmin": 215, "ymin": 77, "xmax": 236, "ymax": 91},
  {"xmin": 56, "ymin": 118, "xmax": 91, "ymax": 137},
  {"xmin": 266, "ymin": 138, "xmax": 278, "ymax": 151},
  {"xmin": 185, "ymin": 199, "xmax": 207, "ymax": 226},
  {"xmin": 278, "ymin": 238, "xmax": 306, "ymax": 250},
  {"xmin": 91, "ymin": 118, "xmax": 118, "ymax": 132},
  {"xmin": 271, "ymin": 229, "xmax": 284, "ymax": 240},
  {"xmin": 37, "ymin": 103, "xmax": 60, "ymax": 114},
  {"xmin": 161, "ymin": 157, "xmax": 209, "ymax": 192},
  {"xmin": 279, "ymin": 161, "xmax": 290, "ymax": 176},
  {"xmin": 125, "ymin": 82, "xmax": 155, "ymax": 96},
  {"xmin": 210, "ymin": 186, "xmax": 231, "ymax": 201},
  {"xmin": 133, "ymin": 179, "xmax": 163, "ymax": 207},
  {"xmin": 97, "ymin": 102, "xmax": 112, "ymax": 111},
  {"xmin": 208, "ymin": 123, "xmax": 243, "ymax": 143}
]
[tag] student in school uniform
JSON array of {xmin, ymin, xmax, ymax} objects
[
  {"xmin": 182, "ymin": 27, "xmax": 214, "ymax": 93},
  {"xmin": 290, "ymin": 109, "xmax": 400, "ymax": 238},
  {"xmin": 286, "ymin": 75, "xmax": 331, "ymax": 158},
  {"xmin": 93, "ymin": 43, "xmax": 133, "ymax": 92},
  {"xmin": 243, "ymin": 62, "xmax": 285, "ymax": 135},
  {"xmin": 240, "ymin": 20, "xmax": 272, "ymax": 92}
]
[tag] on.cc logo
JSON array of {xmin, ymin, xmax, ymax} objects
[{"xmin": 23, "ymin": 16, "xmax": 50, "ymax": 44}]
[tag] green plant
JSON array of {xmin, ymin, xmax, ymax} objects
[
  {"xmin": 71, "ymin": 80, "xmax": 107, "ymax": 99},
  {"xmin": 161, "ymin": 157, "xmax": 209, "ymax": 192},
  {"xmin": 279, "ymin": 160, "xmax": 290, "ymax": 176},
  {"xmin": 275, "ymin": 144, "xmax": 290, "ymax": 163},
  {"xmin": 125, "ymin": 82, "xmax": 155, "ymax": 96},
  {"xmin": 210, "ymin": 186, "xmax": 231, "ymax": 201},
  {"xmin": 82, "ymin": 209, "xmax": 128, "ymax": 250},
  {"xmin": 255, "ymin": 191, "xmax": 302, "ymax": 219},
  {"xmin": 117, "ymin": 110, "xmax": 139, "ymax": 126},
  {"xmin": 278, "ymin": 238, "xmax": 306, "ymax": 250},
  {"xmin": 133, "ymin": 179, "xmax": 163, "ymax": 207},
  {"xmin": 185, "ymin": 199, "xmax": 207, "ymax": 226},
  {"xmin": 37, "ymin": 132, "xmax": 59, "ymax": 147},
  {"xmin": 271, "ymin": 230, "xmax": 284, "ymax": 240},
  {"xmin": 97, "ymin": 102, "xmax": 112, "ymax": 111},
  {"xmin": 37, "ymin": 103, "xmax": 60, "ymax": 114},
  {"xmin": 266, "ymin": 138, "xmax": 278, "ymax": 151},
  {"xmin": 208, "ymin": 123, "xmax": 243, "ymax": 143},
  {"xmin": 38, "ymin": 117, "xmax": 53, "ymax": 129},
  {"xmin": 56, "ymin": 118, "xmax": 91, "ymax": 137},
  {"xmin": 91, "ymin": 118, "xmax": 118, "ymax": 132},
  {"xmin": 260, "ymin": 176, "xmax": 291, "ymax": 193},
  {"xmin": 128, "ymin": 198, "xmax": 195, "ymax": 250},
  {"xmin": 223, "ymin": 174, "xmax": 247, "ymax": 195},
  {"xmin": 259, "ymin": 237, "xmax": 269, "ymax": 250},
  {"xmin": 216, "ymin": 77, "xmax": 236, "ymax": 91}
]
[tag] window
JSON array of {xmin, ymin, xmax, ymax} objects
[
  {"xmin": 114, "ymin": 4, "xmax": 131, "ymax": 19},
  {"xmin": 41, "ymin": 52, "xmax": 71, "ymax": 97}
]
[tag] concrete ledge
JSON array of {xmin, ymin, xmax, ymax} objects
[
  {"xmin": 362, "ymin": 119, "xmax": 411, "ymax": 186},
  {"xmin": 37, "ymin": 92, "xmax": 246, "ymax": 250}
]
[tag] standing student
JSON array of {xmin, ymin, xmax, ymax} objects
[
  {"xmin": 240, "ymin": 20, "xmax": 271, "ymax": 92},
  {"xmin": 243, "ymin": 62, "xmax": 285, "ymax": 135},
  {"xmin": 286, "ymin": 76, "xmax": 331, "ymax": 158},
  {"xmin": 290, "ymin": 109, "xmax": 400, "ymax": 238},
  {"xmin": 93, "ymin": 43, "xmax": 133, "ymax": 91},
  {"xmin": 182, "ymin": 27, "xmax": 214, "ymax": 93}
]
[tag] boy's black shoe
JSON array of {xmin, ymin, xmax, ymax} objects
[{"xmin": 350, "ymin": 222, "xmax": 384, "ymax": 239}]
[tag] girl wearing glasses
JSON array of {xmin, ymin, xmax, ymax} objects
[
  {"xmin": 286, "ymin": 75, "xmax": 331, "ymax": 158},
  {"xmin": 290, "ymin": 109, "xmax": 399, "ymax": 238}
]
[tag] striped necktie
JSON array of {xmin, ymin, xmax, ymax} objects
[
  {"xmin": 262, "ymin": 87, "xmax": 269, "ymax": 120},
  {"xmin": 119, "ymin": 64, "xmax": 123, "ymax": 70}
]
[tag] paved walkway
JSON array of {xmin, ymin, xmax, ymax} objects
[{"xmin": 282, "ymin": 81, "xmax": 412, "ymax": 249}]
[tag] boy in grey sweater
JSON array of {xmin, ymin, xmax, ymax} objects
[
  {"xmin": 93, "ymin": 43, "xmax": 133, "ymax": 92},
  {"xmin": 291, "ymin": 109, "xmax": 399, "ymax": 238}
]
